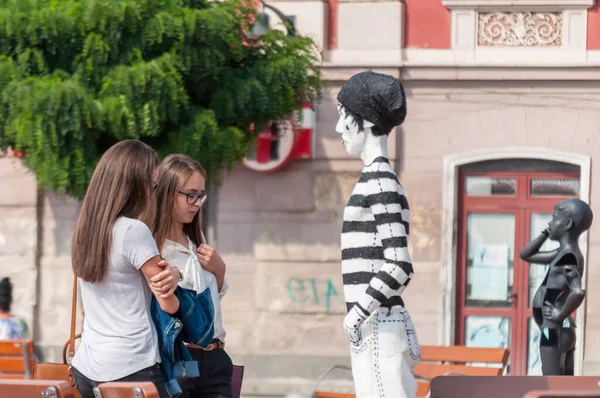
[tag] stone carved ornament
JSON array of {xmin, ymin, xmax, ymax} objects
[{"xmin": 478, "ymin": 12, "xmax": 563, "ymax": 47}]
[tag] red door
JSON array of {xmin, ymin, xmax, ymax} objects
[{"xmin": 456, "ymin": 171, "xmax": 580, "ymax": 375}]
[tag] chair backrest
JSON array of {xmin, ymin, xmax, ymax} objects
[
  {"xmin": 430, "ymin": 376, "xmax": 600, "ymax": 398},
  {"xmin": 416, "ymin": 345, "xmax": 510, "ymax": 380},
  {"xmin": 232, "ymin": 365, "xmax": 244, "ymax": 398},
  {"xmin": 94, "ymin": 382, "xmax": 159, "ymax": 398},
  {"xmin": 0, "ymin": 379, "xmax": 75, "ymax": 397},
  {"xmin": 314, "ymin": 393, "xmax": 353, "ymax": 398},
  {"xmin": 523, "ymin": 391, "xmax": 600, "ymax": 398},
  {"xmin": 0, "ymin": 339, "xmax": 35, "ymax": 379}
]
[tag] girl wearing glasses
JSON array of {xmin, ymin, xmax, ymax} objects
[{"xmin": 153, "ymin": 154, "xmax": 232, "ymax": 398}]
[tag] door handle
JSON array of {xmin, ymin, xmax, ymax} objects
[{"xmin": 508, "ymin": 292, "xmax": 518, "ymax": 304}]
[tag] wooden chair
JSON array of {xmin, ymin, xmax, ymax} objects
[
  {"xmin": 0, "ymin": 379, "xmax": 75, "ymax": 397},
  {"xmin": 415, "ymin": 345, "xmax": 510, "ymax": 397},
  {"xmin": 0, "ymin": 340, "xmax": 35, "ymax": 379},
  {"xmin": 93, "ymin": 382, "xmax": 159, "ymax": 398},
  {"xmin": 523, "ymin": 391, "xmax": 600, "ymax": 398},
  {"xmin": 315, "ymin": 393, "xmax": 353, "ymax": 398},
  {"xmin": 314, "ymin": 346, "xmax": 510, "ymax": 398},
  {"xmin": 429, "ymin": 376, "xmax": 600, "ymax": 398}
]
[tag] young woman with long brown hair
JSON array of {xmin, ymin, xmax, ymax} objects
[
  {"xmin": 154, "ymin": 154, "xmax": 233, "ymax": 398},
  {"xmin": 70, "ymin": 140, "xmax": 181, "ymax": 398}
]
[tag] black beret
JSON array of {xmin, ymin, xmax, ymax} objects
[{"xmin": 337, "ymin": 71, "xmax": 407, "ymax": 135}]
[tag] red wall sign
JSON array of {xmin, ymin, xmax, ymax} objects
[{"xmin": 243, "ymin": 103, "xmax": 316, "ymax": 172}]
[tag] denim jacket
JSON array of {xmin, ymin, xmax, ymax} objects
[{"xmin": 150, "ymin": 286, "xmax": 215, "ymax": 397}]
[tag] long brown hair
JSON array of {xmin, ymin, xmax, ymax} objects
[
  {"xmin": 72, "ymin": 140, "xmax": 159, "ymax": 283},
  {"xmin": 154, "ymin": 154, "xmax": 207, "ymax": 251}
]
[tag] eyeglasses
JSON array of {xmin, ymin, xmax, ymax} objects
[{"xmin": 178, "ymin": 191, "xmax": 207, "ymax": 205}]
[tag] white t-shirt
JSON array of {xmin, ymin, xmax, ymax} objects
[
  {"xmin": 72, "ymin": 217, "xmax": 161, "ymax": 381},
  {"xmin": 161, "ymin": 237, "xmax": 228, "ymax": 343}
]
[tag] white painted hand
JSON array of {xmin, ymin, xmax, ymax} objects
[{"xmin": 344, "ymin": 306, "xmax": 367, "ymax": 346}]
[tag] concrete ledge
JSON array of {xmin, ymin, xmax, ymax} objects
[
  {"xmin": 442, "ymin": 0, "xmax": 595, "ymax": 9},
  {"xmin": 230, "ymin": 354, "xmax": 353, "ymax": 397},
  {"xmin": 328, "ymin": 44, "xmax": 600, "ymax": 69},
  {"xmin": 320, "ymin": 64, "xmax": 600, "ymax": 82},
  {"xmin": 582, "ymin": 360, "xmax": 600, "ymax": 375}
]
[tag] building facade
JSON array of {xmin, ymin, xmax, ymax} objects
[{"xmin": 3, "ymin": 1, "xmax": 600, "ymax": 397}]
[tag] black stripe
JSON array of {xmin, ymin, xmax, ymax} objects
[
  {"xmin": 366, "ymin": 286, "xmax": 387, "ymax": 303},
  {"xmin": 343, "ymin": 271, "xmax": 376, "ymax": 285},
  {"xmin": 381, "ymin": 236, "xmax": 408, "ymax": 248},
  {"xmin": 376, "ymin": 272, "xmax": 402, "ymax": 290},
  {"xmin": 367, "ymin": 191, "xmax": 409, "ymax": 208},
  {"xmin": 384, "ymin": 296, "xmax": 405, "ymax": 308},
  {"xmin": 372, "ymin": 213, "xmax": 411, "ymax": 235},
  {"xmin": 374, "ymin": 212, "xmax": 406, "ymax": 225},
  {"xmin": 347, "ymin": 195, "xmax": 370, "ymax": 208},
  {"xmin": 355, "ymin": 303, "xmax": 370, "ymax": 317},
  {"xmin": 372, "ymin": 157, "xmax": 390, "ymax": 165},
  {"xmin": 388, "ymin": 260, "xmax": 414, "ymax": 277},
  {"xmin": 342, "ymin": 221, "xmax": 377, "ymax": 233},
  {"xmin": 359, "ymin": 171, "xmax": 399, "ymax": 183},
  {"xmin": 345, "ymin": 295, "xmax": 405, "ymax": 312},
  {"xmin": 342, "ymin": 247, "xmax": 384, "ymax": 261}
]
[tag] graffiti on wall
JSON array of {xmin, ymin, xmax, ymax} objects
[{"xmin": 285, "ymin": 277, "xmax": 344, "ymax": 313}]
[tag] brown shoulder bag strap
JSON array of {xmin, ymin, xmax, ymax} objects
[
  {"xmin": 62, "ymin": 274, "xmax": 79, "ymax": 364},
  {"xmin": 69, "ymin": 274, "xmax": 77, "ymax": 359}
]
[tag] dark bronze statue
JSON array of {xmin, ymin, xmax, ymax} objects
[{"xmin": 520, "ymin": 198, "xmax": 593, "ymax": 375}]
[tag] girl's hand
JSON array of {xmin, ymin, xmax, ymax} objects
[
  {"xmin": 196, "ymin": 244, "xmax": 226, "ymax": 290},
  {"xmin": 150, "ymin": 260, "xmax": 180, "ymax": 298}
]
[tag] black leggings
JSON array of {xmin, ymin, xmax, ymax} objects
[
  {"xmin": 72, "ymin": 364, "xmax": 168, "ymax": 398},
  {"xmin": 180, "ymin": 348, "xmax": 233, "ymax": 398}
]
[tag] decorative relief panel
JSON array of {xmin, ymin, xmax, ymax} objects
[{"xmin": 478, "ymin": 12, "xmax": 563, "ymax": 47}]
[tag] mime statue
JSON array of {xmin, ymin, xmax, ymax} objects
[
  {"xmin": 336, "ymin": 71, "xmax": 421, "ymax": 398},
  {"xmin": 520, "ymin": 198, "xmax": 592, "ymax": 375}
]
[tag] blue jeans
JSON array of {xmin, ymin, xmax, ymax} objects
[{"xmin": 72, "ymin": 364, "xmax": 168, "ymax": 398}]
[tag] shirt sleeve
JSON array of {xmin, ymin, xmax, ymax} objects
[
  {"xmin": 122, "ymin": 220, "xmax": 160, "ymax": 270},
  {"xmin": 354, "ymin": 165, "xmax": 413, "ymax": 317},
  {"xmin": 218, "ymin": 278, "xmax": 229, "ymax": 299}
]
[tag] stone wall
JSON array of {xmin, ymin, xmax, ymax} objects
[{"xmin": 0, "ymin": 158, "xmax": 38, "ymax": 344}]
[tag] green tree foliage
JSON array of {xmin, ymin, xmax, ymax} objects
[{"xmin": 0, "ymin": 0, "xmax": 322, "ymax": 197}]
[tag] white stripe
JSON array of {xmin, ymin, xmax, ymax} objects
[
  {"xmin": 368, "ymin": 276, "xmax": 387, "ymax": 293},
  {"xmin": 384, "ymin": 264, "xmax": 411, "ymax": 282},
  {"xmin": 342, "ymin": 258, "xmax": 385, "ymax": 274},
  {"xmin": 343, "ymin": 206, "xmax": 375, "ymax": 222},
  {"xmin": 376, "ymin": 222, "xmax": 408, "ymax": 239},
  {"xmin": 383, "ymin": 247, "xmax": 412, "ymax": 263},
  {"xmin": 341, "ymin": 232, "xmax": 378, "ymax": 249},
  {"xmin": 343, "ymin": 283, "xmax": 371, "ymax": 301},
  {"xmin": 371, "ymin": 203, "xmax": 410, "ymax": 220},
  {"xmin": 351, "ymin": 181, "xmax": 373, "ymax": 196}
]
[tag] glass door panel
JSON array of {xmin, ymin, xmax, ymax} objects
[{"xmin": 465, "ymin": 213, "xmax": 515, "ymax": 308}]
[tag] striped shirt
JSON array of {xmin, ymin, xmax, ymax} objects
[{"xmin": 341, "ymin": 156, "xmax": 413, "ymax": 317}]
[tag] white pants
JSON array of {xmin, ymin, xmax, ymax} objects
[{"xmin": 349, "ymin": 307, "xmax": 421, "ymax": 398}]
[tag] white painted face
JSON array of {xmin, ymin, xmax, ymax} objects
[{"xmin": 336, "ymin": 104, "xmax": 373, "ymax": 155}]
